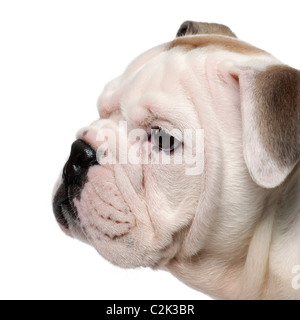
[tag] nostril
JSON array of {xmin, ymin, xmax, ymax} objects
[
  {"xmin": 74, "ymin": 154, "xmax": 83, "ymax": 166},
  {"xmin": 70, "ymin": 140, "xmax": 97, "ymax": 168},
  {"xmin": 63, "ymin": 139, "xmax": 98, "ymax": 186}
]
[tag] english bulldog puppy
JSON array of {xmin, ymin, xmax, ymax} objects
[{"xmin": 52, "ymin": 21, "xmax": 300, "ymax": 299}]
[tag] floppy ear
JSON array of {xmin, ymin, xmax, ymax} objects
[
  {"xmin": 234, "ymin": 65, "xmax": 300, "ymax": 188},
  {"xmin": 176, "ymin": 21, "xmax": 237, "ymax": 38}
]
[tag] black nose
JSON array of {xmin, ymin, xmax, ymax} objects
[{"xmin": 63, "ymin": 139, "xmax": 98, "ymax": 186}]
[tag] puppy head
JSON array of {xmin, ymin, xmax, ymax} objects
[
  {"xmin": 53, "ymin": 22, "xmax": 300, "ymax": 274},
  {"xmin": 53, "ymin": 40, "xmax": 204, "ymax": 268}
]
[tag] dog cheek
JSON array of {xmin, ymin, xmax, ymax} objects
[{"xmin": 123, "ymin": 163, "xmax": 144, "ymax": 196}]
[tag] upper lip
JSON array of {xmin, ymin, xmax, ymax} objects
[{"xmin": 53, "ymin": 182, "xmax": 79, "ymax": 228}]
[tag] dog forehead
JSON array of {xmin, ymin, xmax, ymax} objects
[
  {"xmin": 98, "ymin": 43, "xmax": 167, "ymax": 114},
  {"xmin": 98, "ymin": 34, "xmax": 272, "ymax": 117},
  {"xmin": 98, "ymin": 43, "xmax": 187, "ymax": 116},
  {"xmin": 123, "ymin": 43, "xmax": 168, "ymax": 78}
]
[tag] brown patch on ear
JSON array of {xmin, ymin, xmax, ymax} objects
[
  {"xmin": 176, "ymin": 21, "xmax": 237, "ymax": 38},
  {"xmin": 254, "ymin": 65, "xmax": 300, "ymax": 167},
  {"xmin": 168, "ymin": 35, "xmax": 265, "ymax": 55}
]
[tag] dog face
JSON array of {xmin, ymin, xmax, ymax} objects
[
  {"xmin": 53, "ymin": 40, "xmax": 204, "ymax": 268},
  {"xmin": 53, "ymin": 21, "xmax": 300, "ymax": 299}
]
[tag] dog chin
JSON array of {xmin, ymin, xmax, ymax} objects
[{"xmin": 52, "ymin": 174, "xmax": 87, "ymax": 242}]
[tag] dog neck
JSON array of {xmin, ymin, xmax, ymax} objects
[{"xmin": 166, "ymin": 162, "xmax": 300, "ymax": 299}]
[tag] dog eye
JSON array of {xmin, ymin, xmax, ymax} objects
[{"xmin": 150, "ymin": 127, "xmax": 181, "ymax": 152}]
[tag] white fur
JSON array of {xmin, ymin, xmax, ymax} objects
[{"xmin": 57, "ymin": 37, "xmax": 300, "ymax": 299}]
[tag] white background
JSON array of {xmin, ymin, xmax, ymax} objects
[{"xmin": 0, "ymin": 0, "xmax": 299, "ymax": 300}]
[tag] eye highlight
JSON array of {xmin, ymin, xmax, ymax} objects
[{"xmin": 150, "ymin": 127, "xmax": 181, "ymax": 152}]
